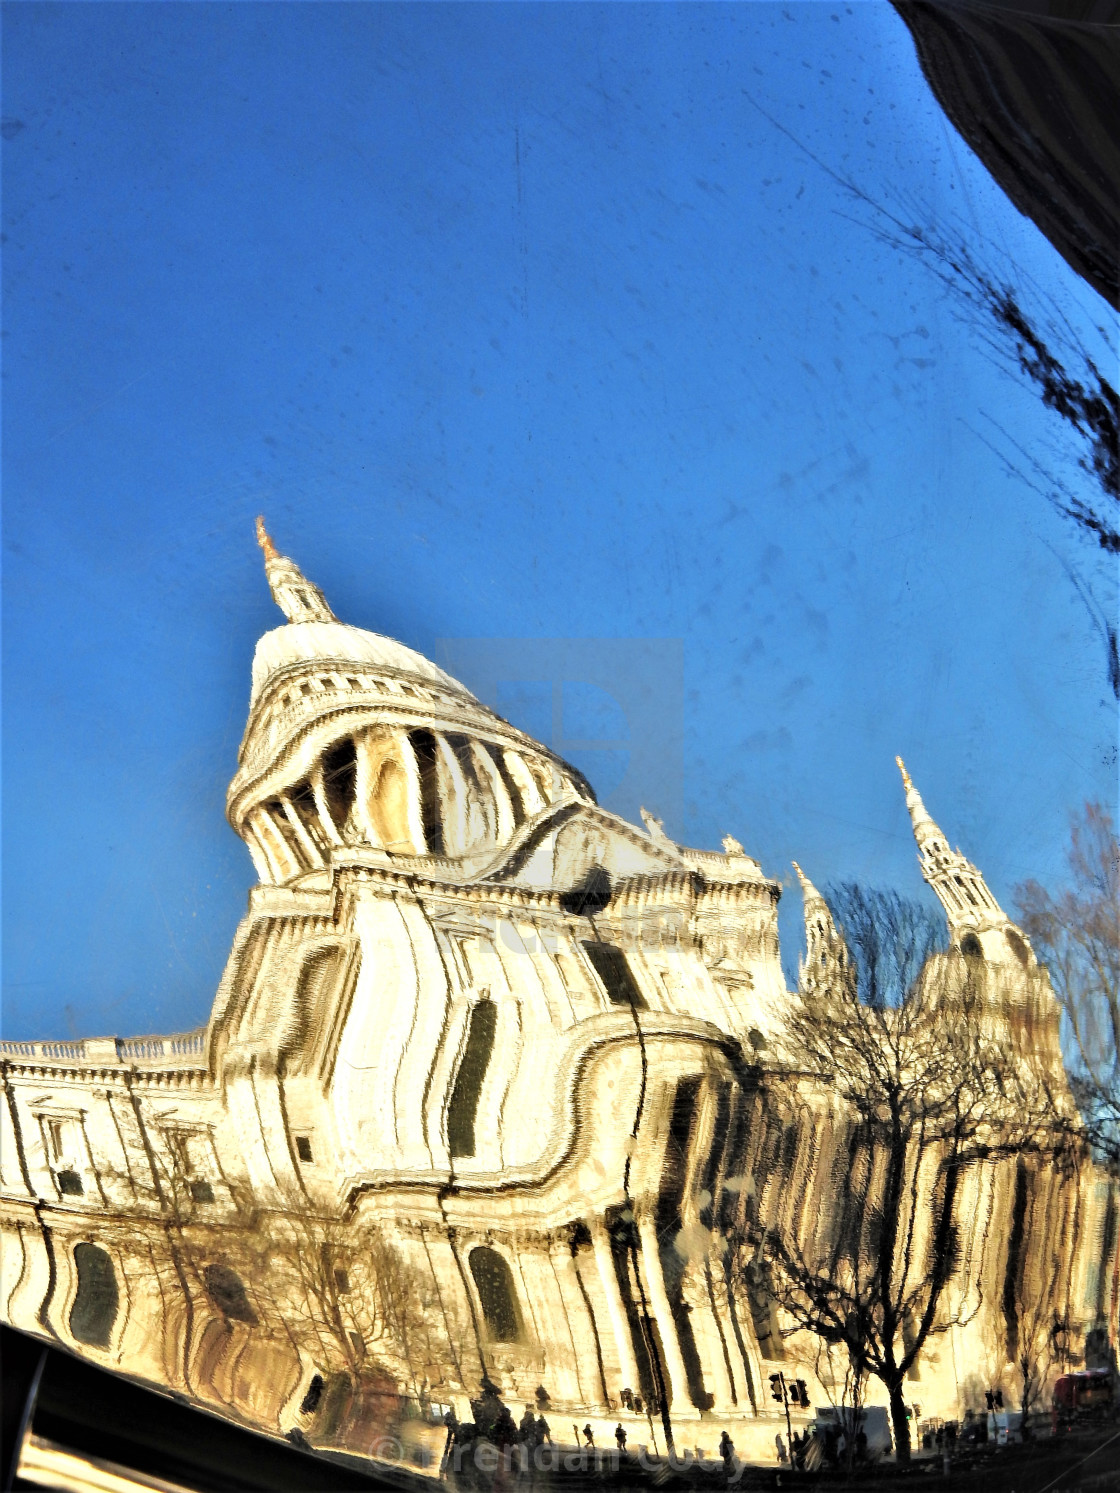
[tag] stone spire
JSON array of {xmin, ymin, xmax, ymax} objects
[
  {"xmin": 894, "ymin": 756, "xmax": 1030, "ymax": 964},
  {"xmin": 256, "ymin": 516, "xmax": 336, "ymax": 625},
  {"xmin": 896, "ymin": 755, "xmax": 940, "ymax": 850},
  {"xmin": 792, "ymin": 861, "xmax": 852, "ymax": 996}
]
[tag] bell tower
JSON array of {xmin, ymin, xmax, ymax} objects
[{"xmin": 895, "ymin": 757, "xmax": 1034, "ymax": 967}]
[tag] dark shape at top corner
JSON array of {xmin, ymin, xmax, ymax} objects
[{"xmin": 891, "ymin": 0, "xmax": 1120, "ymax": 308}]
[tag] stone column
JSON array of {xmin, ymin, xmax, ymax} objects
[
  {"xmin": 241, "ymin": 826, "xmax": 273, "ymax": 882},
  {"xmin": 471, "ymin": 741, "xmax": 515, "ymax": 842},
  {"xmin": 589, "ymin": 1217, "xmax": 642, "ymax": 1399},
  {"xmin": 253, "ymin": 807, "xmax": 299, "ymax": 880},
  {"xmin": 435, "ymin": 733, "xmax": 471, "ymax": 855},
  {"xmin": 695, "ymin": 1262, "xmax": 737, "ymax": 1411},
  {"xmin": 503, "ymin": 750, "xmax": 547, "ymax": 816},
  {"xmin": 637, "ymin": 1214, "xmax": 691, "ymax": 1411},
  {"xmin": 548, "ymin": 1237, "xmax": 605, "ymax": 1408},
  {"xmin": 352, "ymin": 730, "xmax": 384, "ymax": 846},
  {"xmin": 310, "ymin": 764, "xmax": 344, "ymax": 846},
  {"xmin": 395, "ymin": 730, "xmax": 428, "ymax": 854},
  {"xmin": 279, "ymin": 794, "xmax": 321, "ymax": 867}
]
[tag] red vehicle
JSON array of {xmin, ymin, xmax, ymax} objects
[{"xmin": 1052, "ymin": 1370, "xmax": 1114, "ymax": 1427}]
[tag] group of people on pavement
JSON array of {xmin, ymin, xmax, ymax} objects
[
  {"xmin": 784, "ymin": 1423, "xmax": 867, "ymax": 1471},
  {"xmin": 441, "ymin": 1379, "xmax": 746, "ymax": 1485}
]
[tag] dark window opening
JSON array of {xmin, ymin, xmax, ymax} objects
[
  {"xmin": 583, "ymin": 941, "xmax": 646, "ymax": 1008},
  {"xmin": 300, "ymin": 1374, "xmax": 325, "ymax": 1415},
  {"xmin": 204, "ymin": 1263, "xmax": 258, "ymax": 1325},
  {"xmin": 295, "ymin": 1135, "xmax": 313, "ymax": 1163},
  {"xmin": 960, "ymin": 933, "xmax": 983, "ymax": 959},
  {"xmin": 70, "ymin": 1243, "xmax": 119, "ymax": 1348},
  {"xmin": 658, "ymin": 1076, "xmax": 701, "ymax": 1226},
  {"xmin": 56, "ymin": 1169, "xmax": 84, "ymax": 1196},
  {"xmin": 346, "ymin": 677, "xmax": 361, "ymax": 689},
  {"xmin": 189, "ymin": 1179, "xmax": 215, "ymax": 1204},
  {"xmin": 410, "ymin": 730, "xmax": 445, "ymax": 855},
  {"xmin": 334, "ymin": 1268, "xmax": 350, "ymax": 1294},
  {"xmin": 469, "ymin": 1246, "xmax": 522, "ymax": 1343},
  {"xmin": 321, "ymin": 737, "xmax": 357, "ymax": 832},
  {"xmin": 1002, "ymin": 1163, "xmax": 1030, "ymax": 1362},
  {"xmin": 447, "ymin": 999, "xmax": 497, "ymax": 1158},
  {"xmin": 300, "ymin": 682, "xmax": 313, "ymax": 697}
]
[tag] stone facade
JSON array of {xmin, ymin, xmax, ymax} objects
[{"xmin": 2, "ymin": 525, "xmax": 1114, "ymax": 1465}]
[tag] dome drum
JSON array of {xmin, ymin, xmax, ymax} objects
[{"xmin": 234, "ymin": 717, "xmax": 589, "ymax": 884}]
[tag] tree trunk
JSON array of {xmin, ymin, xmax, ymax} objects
[{"xmin": 888, "ymin": 1380, "xmax": 911, "ymax": 1464}]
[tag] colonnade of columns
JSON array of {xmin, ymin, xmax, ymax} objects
[
  {"xmin": 584, "ymin": 1211, "xmax": 752, "ymax": 1418},
  {"xmin": 241, "ymin": 724, "xmax": 573, "ymax": 882}
]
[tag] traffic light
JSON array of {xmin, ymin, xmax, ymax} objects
[
  {"xmin": 793, "ymin": 1380, "xmax": 811, "ymax": 1409},
  {"xmin": 994, "ymin": 1390, "xmax": 1003, "ymax": 1409},
  {"xmin": 769, "ymin": 1373, "xmax": 784, "ymax": 1403},
  {"xmin": 984, "ymin": 1391, "xmax": 995, "ymax": 1411}
]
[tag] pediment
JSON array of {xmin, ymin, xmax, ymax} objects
[{"xmin": 477, "ymin": 800, "xmax": 686, "ymax": 894}]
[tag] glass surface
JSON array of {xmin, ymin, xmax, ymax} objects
[{"xmin": 2, "ymin": 3, "xmax": 1116, "ymax": 1486}]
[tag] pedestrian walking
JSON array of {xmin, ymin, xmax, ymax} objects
[
  {"xmin": 615, "ymin": 1424, "xmax": 627, "ymax": 1452},
  {"xmin": 583, "ymin": 1424, "xmax": 595, "ymax": 1448},
  {"xmin": 535, "ymin": 1415, "xmax": 551, "ymax": 1446}
]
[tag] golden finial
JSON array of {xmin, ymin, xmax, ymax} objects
[
  {"xmin": 255, "ymin": 515, "xmax": 278, "ymax": 562},
  {"xmin": 895, "ymin": 755, "xmax": 913, "ymax": 791}
]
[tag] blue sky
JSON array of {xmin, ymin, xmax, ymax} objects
[{"xmin": 4, "ymin": 2, "xmax": 1116, "ymax": 1040}]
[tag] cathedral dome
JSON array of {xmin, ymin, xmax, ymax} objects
[
  {"xmin": 227, "ymin": 521, "xmax": 593, "ymax": 884},
  {"xmin": 249, "ymin": 621, "xmax": 467, "ymax": 707}
]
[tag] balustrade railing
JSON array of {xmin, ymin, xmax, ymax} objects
[{"xmin": 0, "ymin": 1028, "xmax": 206, "ymax": 1067}]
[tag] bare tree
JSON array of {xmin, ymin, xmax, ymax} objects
[
  {"xmin": 1016, "ymin": 803, "xmax": 1120, "ymax": 1171},
  {"xmin": 728, "ymin": 885, "xmax": 1057, "ymax": 1464},
  {"xmin": 241, "ymin": 1193, "xmax": 465, "ymax": 1427}
]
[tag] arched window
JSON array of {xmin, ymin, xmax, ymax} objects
[
  {"xmin": 204, "ymin": 1263, "xmax": 258, "ymax": 1325},
  {"xmin": 70, "ymin": 1243, "xmax": 118, "ymax": 1348},
  {"xmin": 447, "ymin": 999, "xmax": 497, "ymax": 1159},
  {"xmin": 960, "ymin": 933, "xmax": 983, "ymax": 959},
  {"xmin": 469, "ymin": 1246, "xmax": 522, "ymax": 1343}
]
